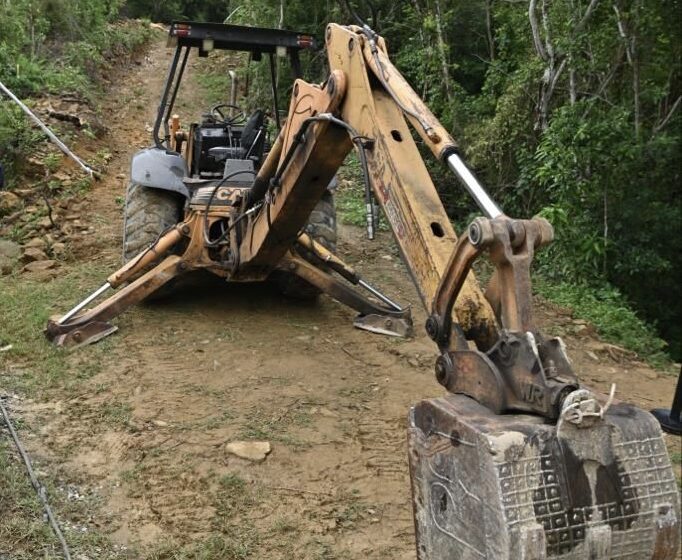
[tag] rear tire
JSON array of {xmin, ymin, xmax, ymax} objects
[
  {"xmin": 274, "ymin": 190, "xmax": 337, "ymax": 300},
  {"xmin": 122, "ymin": 182, "xmax": 183, "ymax": 297}
]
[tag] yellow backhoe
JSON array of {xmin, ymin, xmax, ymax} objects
[{"xmin": 46, "ymin": 21, "xmax": 680, "ymax": 559}]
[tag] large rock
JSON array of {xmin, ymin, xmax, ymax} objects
[
  {"xmin": 23, "ymin": 259, "xmax": 56, "ymax": 273},
  {"xmin": 0, "ymin": 191, "xmax": 21, "ymax": 213},
  {"xmin": 24, "ymin": 237, "xmax": 48, "ymax": 250},
  {"xmin": 225, "ymin": 441, "xmax": 271, "ymax": 462},
  {"xmin": 0, "ymin": 240, "xmax": 21, "ymax": 259},
  {"xmin": 0, "ymin": 255, "xmax": 13, "ymax": 275},
  {"xmin": 22, "ymin": 247, "xmax": 48, "ymax": 263}
]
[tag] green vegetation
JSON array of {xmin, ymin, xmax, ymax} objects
[
  {"xmin": 220, "ymin": 0, "xmax": 681, "ymax": 363},
  {"xmin": 0, "ymin": 440, "xmax": 127, "ymax": 559},
  {"xmin": 0, "ymin": 2, "xmax": 153, "ymax": 185},
  {"xmin": 0, "ymin": 261, "xmax": 116, "ymax": 395},
  {"xmin": 0, "ymin": 1, "xmax": 151, "ymax": 97},
  {"xmin": 535, "ymin": 279, "xmax": 669, "ymax": 366}
]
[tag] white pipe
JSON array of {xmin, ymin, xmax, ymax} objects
[{"xmin": 0, "ymin": 80, "xmax": 95, "ymax": 177}]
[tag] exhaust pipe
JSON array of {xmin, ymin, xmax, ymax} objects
[{"xmin": 228, "ymin": 70, "xmax": 237, "ymax": 117}]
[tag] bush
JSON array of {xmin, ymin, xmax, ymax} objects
[
  {"xmin": 535, "ymin": 278, "xmax": 670, "ymax": 367},
  {"xmin": 0, "ymin": 101, "xmax": 42, "ymax": 181},
  {"xmin": 0, "ymin": 13, "xmax": 153, "ymax": 185}
]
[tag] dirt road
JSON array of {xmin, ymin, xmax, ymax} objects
[{"xmin": 2, "ymin": 38, "xmax": 680, "ymax": 559}]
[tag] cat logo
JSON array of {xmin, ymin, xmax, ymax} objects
[{"xmin": 216, "ymin": 188, "xmax": 231, "ymax": 201}]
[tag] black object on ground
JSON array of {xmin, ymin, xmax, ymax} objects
[{"xmin": 651, "ymin": 366, "xmax": 682, "ymax": 435}]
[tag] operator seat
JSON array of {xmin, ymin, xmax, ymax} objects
[{"xmin": 209, "ymin": 110, "xmax": 266, "ymax": 163}]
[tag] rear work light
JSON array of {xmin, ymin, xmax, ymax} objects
[
  {"xmin": 173, "ymin": 23, "xmax": 191, "ymax": 37},
  {"xmin": 297, "ymin": 35, "xmax": 314, "ymax": 48}
]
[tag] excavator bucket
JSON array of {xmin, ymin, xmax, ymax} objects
[{"xmin": 408, "ymin": 394, "xmax": 681, "ymax": 560}]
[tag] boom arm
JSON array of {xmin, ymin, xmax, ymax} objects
[{"xmin": 238, "ymin": 24, "xmax": 578, "ymax": 418}]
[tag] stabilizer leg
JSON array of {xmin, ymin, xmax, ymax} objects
[
  {"xmin": 46, "ymin": 255, "xmax": 184, "ymax": 347},
  {"xmin": 277, "ymin": 249, "xmax": 413, "ymax": 338},
  {"xmin": 651, "ymin": 367, "xmax": 682, "ymax": 435}
]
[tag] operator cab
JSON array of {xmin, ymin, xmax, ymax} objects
[{"xmin": 129, "ymin": 20, "xmax": 317, "ymax": 199}]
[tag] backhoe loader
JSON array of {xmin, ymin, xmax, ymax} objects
[{"xmin": 46, "ymin": 21, "xmax": 680, "ymax": 559}]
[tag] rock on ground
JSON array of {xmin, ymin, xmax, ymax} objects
[
  {"xmin": 22, "ymin": 247, "xmax": 49, "ymax": 263},
  {"xmin": 0, "ymin": 240, "xmax": 21, "ymax": 259},
  {"xmin": 23, "ymin": 259, "xmax": 57, "ymax": 272},
  {"xmin": 24, "ymin": 237, "xmax": 48, "ymax": 250},
  {"xmin": 0, "ymin": 191, "xmax": 21, "ymax": 213},
  {"xmin": 225, "ymin": 441, "xmax": 271, "ymax": 462},
  {"xmin": 0, "ymin": 255, "xmax": 13, "ymax": 275}
]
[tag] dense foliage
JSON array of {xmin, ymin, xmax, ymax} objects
[
  {"xmin": 217, "ymin": 0, "xmax": 681, "ymax": 361},
  {"xmin": 0, "ymin": 0, "xmax": 152, "ymax": 96},
  {"xmin": 0, "ymin": 0, "xmax": 152, "ymax": 176},
  {"xmin": 1, "ymin": 0, "xmax": 679, "ymax": 361}
]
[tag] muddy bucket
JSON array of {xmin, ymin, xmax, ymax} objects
[{"xmin": 408, "ymin": 394, "xmax": 680, "ymax": 559}]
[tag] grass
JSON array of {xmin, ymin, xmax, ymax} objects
[
  {"xmin": 97, "ymin": 400, "xmax": 133, "ymax": 428},
  {"xmin": 238, "ymin": 405, "xmax": 311, "ymax": 448},
  {"xmin": 335, "ymin": 155, "xmax": 387, "ymax": 232},
  {"xmin": 0, "ymin": 261, "xmax": 141, "ymax": 557},
  {"xmin": 335, "ymin": 178, "xmax": 367, "ymax": 228},
  {"xmin": 195, "ymin": 51, "xmax": 246, "ymax": 108},
  {"xmin": 0, "ymin": 261, "xmax": 117, "ymax": 395},
  {"xmin": 0, "ymin": 438, "xmax": 127, "ymax": 559},
  {"xmin": 206, "ymin": 474, "xmax": 260, "ymax": 559},
  {"xmin": 535, "ymin": 278, "xmax": 672, "ymax": 368}
]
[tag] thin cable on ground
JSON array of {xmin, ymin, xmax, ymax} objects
[{"xmin": 0, "ymin": 398, "xmax": 72, "ymax": 560}]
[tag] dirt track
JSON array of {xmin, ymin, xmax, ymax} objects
[{"xmin": 4, "ymin": 38, "xmax": 681, "ymax": 558}]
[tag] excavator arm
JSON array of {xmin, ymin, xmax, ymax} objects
[
  {"xmin": 238, "ymin": 23, "xmax": 577, "ymax": 419},
  {"xmin": 236, "ymin": 23, "xmax": 681, "ymax": 559}
]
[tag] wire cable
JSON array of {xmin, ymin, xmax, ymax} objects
[{"xmin": 1, "ymin": 398, "xmax": 72, "ymax": 560}]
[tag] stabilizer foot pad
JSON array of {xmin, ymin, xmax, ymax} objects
[{"xmin": 353, "ymin": 313, "xmax": 412, "ymax": 337}]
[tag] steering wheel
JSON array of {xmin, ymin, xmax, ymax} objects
[{"xmin": 211, "ymin": 104, "xmax": 245, "ymax": 125}]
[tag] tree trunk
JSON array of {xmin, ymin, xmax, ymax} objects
[
  {"xmin": 434, "ymin": 0, "xmax": 453, "ymax": 104},
  {"xmin": 485, "ymin": 0, "xmax": 496, "ymax": 62},
  {"xmin": 613, "ymin": 1, "xmax": 640, "ymax": 139}
]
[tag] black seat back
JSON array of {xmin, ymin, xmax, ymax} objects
[{"xmin": 241, "ymin": 110, "xmax": 265, "ymax": 149}]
